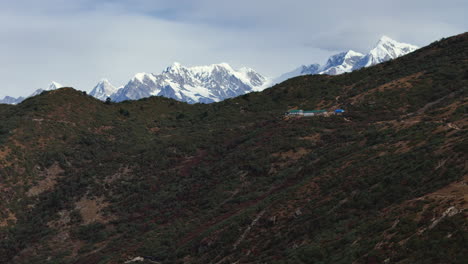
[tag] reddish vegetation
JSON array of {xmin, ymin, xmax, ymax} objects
[{"xmin": 27, "ymin": 163, "xmax": 64, "ymax": 197}]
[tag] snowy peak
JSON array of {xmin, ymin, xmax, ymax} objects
[
  {"xmin": 190, "ymin": 62, "xmax": 266, "ymax": 89},
  {"xmin": 213, "ymin": 62, "xmax": 235, "ymax": 72},
  {"xmin": 319, "ymin": 50, "xmax": 365, "ymax": 75},
  {"xmin": 358, "ymin": 36, "xmax": 419, "ymax": 67},
  {"xmin": 190, "ymin": 63, "xmax": 234, "ymax": 76},
  {"xmin": 272, "ymin": 64, "xmax": 320, "ymax": 84},
  {"xmin": 372, "ymin": 35, "xmax": 418, "ymax": 56},
  {"xmin": 30, "ymin": 81, "xmax": 64, "ymax": 97},
  {"xmin": 238, "ymin": 67, "xmax": 268, "ymax": 90},
  {"xmin": 377, "ymin": 35, "xmax": 395, "ymax": 44},
  {"xmin": 374, "ymin": 35, "xmax": 417, "ymax": 50},
  {"xmin": 89, "ymin": 79, "xmax": 118, "ymax": 100},
  {"xmin": 300, "ymin": 64, "xmax": 321, "ymax": 75},
  {"xmin": 132, "ymin": 73, "xmax": 157, "ymax": 83},
  {"xmin": 0, "ymin": 96, "xmax": 24, "ymax": 105},
  {"xmin": 48, "ymin": 81, "xmax": 63, "ymax": 91},
  {"xmin": 346, "ymin": 50, "xmax": 365, "ymax": 57},
  {"xmin": 171, "ymin": 61, "xmax": 182, "ymax": 69},
  {"xmin": 110, "ymin": 62, "xmax": 268, "ymax": 103},
  {"xmin": 1, "ymin": 81, "xmax": 64, "ymax": 104},
  {"xmin": 163, "ymin": 62, "xmax": 187, "ymax": 74},
  {"xmin": 98, "ymin": 79, "xmax": 112, "ymax": 86},
  {"xmin": 277, "ymin": 35, "xmax": 418, "ymax": 82}
]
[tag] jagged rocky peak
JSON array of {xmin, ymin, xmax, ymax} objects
[
  {"xmin": 1, "ymin": 81, "xmax": 64, "ymax": 104},
  {"xmin": 371, "ymin": 35, "xmax": 418, "ymax": 57},
  {"xmin": 301, "ymin": 64, "xmax": 321, "ymax": 74},
  {"xmin": 213, "ymin": 62, "xmax": 236, "ymax": 73},
  {"xmin": 163, "ymin": 62, "xmax": 197, "ymax": 82},
  {"xmin": 358, "ymin": 36, "xmax": 419, "ymax": 67},
  {"xmin": 2, "ymin": 36, "xmax": 419, "ymax": 105},
  {"xmin": 190, "ymin": 62, "xmax": 234, "ymax": 76},
  {"xmin": 0, "ymin": 96, "xmax": 24, "ymax": 105},
  {"xmin": 164, "ymin": 62, "xmax": 189, "ymax": 74},
  {"xmin": 48, "ymin": 81, "xmax": 63, "ymax": 90},
  {"xmin": 319, "ymin": 50, "xmax": 365, "ymax": 75},
  {"xmin": 102, "ymin": 79, "xmax": 114, "ymax": 86},
  {"xmin": 132, "ymin": 72, "xmax": 157, "ymax": 83},
  {"xmin": 30, "ymin": 81, "xmax": 64, "ymax": 97},
  {"xmin": 89, "ymin": 79, "xmax": 118, "ymax": 101},
  {"xmin": 239, "ymin": 67, "xmax": 268, "ymax": 88},
  {"xmin": 277, "ymin": 35, "xmax": 419, "ymax": 81},
  {"xmin": 110, "ymin": 62, "xmax": 268, "ymax": 103},
  {"xmin": 375, "ymin": 35, "xmax": 417, "ymax": 51},
  {"xmin": 169, "ymin": 61, "xmax": 183, "ymax": 70},
  {"xmin": 324, "ymin": 50, "xmax": 364, "ymax": 66}
]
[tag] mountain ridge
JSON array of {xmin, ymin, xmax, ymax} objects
[
  {"xmin": 0, "ymin": 32, "xmax": 466, "ymax": 264},
  {"xmin": 0, "ymin": 81, "xmax": 63, "ymax": 104},
  {"xmin": 274, "ymin": 36, "xmax": 419, "ymax": 83},
  {"xmin": 89, "ymin": 79, "xmax": 119, "ymax": 101},
  {"xmin": 110, "ymin": 62, "xmax": 268, "ymax": 104},
  {"xmin": 1, "ymin": 36, "xmax": 418, "ymax": 105}
]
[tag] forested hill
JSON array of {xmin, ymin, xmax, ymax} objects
[{"xmin": 0, "ymin": 33, "xmax": 467, "ymax": 264}]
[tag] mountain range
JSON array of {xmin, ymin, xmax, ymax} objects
[
  {"xmin": 0, "ymin": 81, "xmax": 64, "ymax": 104},
  {"xmin": 273, "ymin": 36, "xmax": 418, "ymax": 83},
  {"xmin": 0, "ymin": 32, "xmax": 466, "ymax": 263},
  {"xmin": 1, "ymin": 36, "xmax": 418, "ymax": 105},
  {"xmin": 104, "ymin": 63, "xmax": 268, "ymax": 104}
]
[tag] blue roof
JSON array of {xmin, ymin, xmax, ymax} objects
[{"xmin": 335, "ymin": 109, "xmax": 345, "ymax": 113}]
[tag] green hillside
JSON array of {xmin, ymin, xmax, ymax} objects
[{"xmin": 0, "ymin": 33, "xmax": 467, "ymax": 264}]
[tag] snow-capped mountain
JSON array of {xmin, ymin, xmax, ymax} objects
[
  {"xmin": 29, "ymin": 81, "xmax": 63, "ymax": 97},
  {"xmin": 1, "ymin": 36, "xmax": 418, "ymax": 105},
  {"xmin": 0, "ymin": 96, "xmax": 25, "ymax": 105},
  {"xmin": 273, "ymin": 64, "xmax": 320, "ymax": 84},
  {"xmin": 354, "ymin": 36, "xmax": 419, "ymax": 68},
  {"xmin": 274, "ymin": 36, "xmax": 418, "ymax": 83},
  {"xmin": 0, "ymin": 81, "xmax": 63, "ymax": 105},
  {"xmin": 89, "ymin": 79, "xmax": 118, "ymax": 101},
  {"xmin": 110, "ymin": 62, "xmax": 268, "ymax": 104},
  {"xmin": 48, "ymin": 81, "xmax": 63, "ymax": 90},
  {"xmin": 319, "ymin": 50, "xmax": 365, "ymax": 75}
]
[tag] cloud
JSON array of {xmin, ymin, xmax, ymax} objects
[{"xmin": 0, "ymin": 0, "xmax": 466, "ymax": 97}]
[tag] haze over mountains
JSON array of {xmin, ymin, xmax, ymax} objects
[{"xmin": 0, "ymin": 36, "xmax": 418, "ymax": 105}]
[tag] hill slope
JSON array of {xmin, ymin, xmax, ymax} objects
[{"xmin": 0, "ymin": 33, "xmax": 467, "ymax": 264}]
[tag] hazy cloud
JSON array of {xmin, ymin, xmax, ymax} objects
[{"xmin": 0, "ymin": 0, "xmax": 466, "ymax": 97}]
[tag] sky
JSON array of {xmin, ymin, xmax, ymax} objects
[{"xmin": 0, "ymin": 0, "xmax": 466, "ymax": 97}]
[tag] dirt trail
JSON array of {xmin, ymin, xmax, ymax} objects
[{"xmin": 415, "ymin": 91, "xmax": 458, "ymax": 115}]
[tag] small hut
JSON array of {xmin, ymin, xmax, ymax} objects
[
  {"xmin": 286, "ymin": 109, "xmax": 304, "ymax": 116},
  {"xmin": 303, "ymin": 110, "xmax": 327, "ymax": 116}
]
